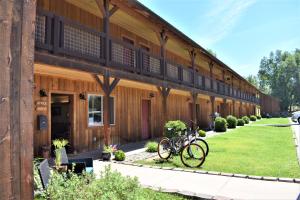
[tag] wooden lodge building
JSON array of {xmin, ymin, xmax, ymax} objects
[
  {"xmin": 31, "ymin": 0, "xmax": 280, "ymax": 155},
  {"xmin": 0, "ymin": 1, "xmax": 283, "ymax": 198}
]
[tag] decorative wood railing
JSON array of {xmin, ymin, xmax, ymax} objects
[{"xmin": 35, "ymin": 10, "xmax": 259, "ymax": 104}]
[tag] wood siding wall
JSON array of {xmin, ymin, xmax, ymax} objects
[
  {"xmin": 33, "ymin": 74, "xmax": 213, "ymax": 155},
  {"xmin": 260, "ymin": 93, "xmax": 280, "ymax": 115}
]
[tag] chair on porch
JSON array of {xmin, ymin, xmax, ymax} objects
[
  {"xmin": 60, "ymin": 147, "xmax": 94, "ymax": 174},
  {"xmin": 38, "ymin": 159, "xmax": 51, "ymax": 189}
]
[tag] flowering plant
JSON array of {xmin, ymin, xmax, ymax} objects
[{"xmin": 103, "ymin": 144, "xmax": 117, "ymax": 153}]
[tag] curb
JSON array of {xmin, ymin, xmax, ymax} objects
[
  {"xmin": 289, "ymin": 118, "xmax": 300, "ymax": 166},
  {"xmin": 111, "ymin": 160, "xmax": 299, "ymax": 184}
]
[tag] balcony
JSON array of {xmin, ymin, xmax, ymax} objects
[{"xmin": 35, "ymin": 9, "xmax": 259, "ymax": 104}]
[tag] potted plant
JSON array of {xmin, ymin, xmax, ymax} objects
[
  {"xmin": 53, "ymin": 139, "xmax": 68, "ymax": 171},
  {"xmin": 102, "ymin": 144, "xmax": 117, "ymax": 161}
]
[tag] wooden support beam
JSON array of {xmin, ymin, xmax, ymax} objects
[
  {"xmin": 157, "ymin": 87, "xmax": 171, "ymax": 132},
  {"xmin": 191, "ymin": 92, "xmax": 198, "ymax": 129},
  {"xmin": 95, "ymin": 0, "xmax": 106, "ymax": 17},
  {"xmin": 210, "ymin": 96, "xmax": 215, "ymax": 114},
  {"xmin": 0, "ymin": 0, "xmax": 36, "ymax": 199},
  {"xmin": 156, "ymin": 30, "xmax": 168, "ymax": 79},
  {"xmin": 189, "ymin": 49, "xmax": 196, "ymax": 87},
  {"xmin": 109, "ymin": 5, "xmax": 119, "ymax": 17},
  {"xmin": 232, "ymin": 100, "xmax": 236, "ymax": 116},
  {"xmin": 94, "ymin": 74, "xmax": 119, "ymax": 145},
  {"xmin": 209, "ymin": 61, "xmax": 214, "ymax": 90}
]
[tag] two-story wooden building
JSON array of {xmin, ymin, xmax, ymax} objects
[{"xmin": 33, "ymin": 0, "xmax": 269, "ymax": 155}]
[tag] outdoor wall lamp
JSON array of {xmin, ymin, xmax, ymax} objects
[
  {"xmin": 39, "ymin": 89, "xmax": 48, "ymax": 97},
  {"xmin": 79, "ymin": 93, "xmax": 86, "ymax": 100},
  {"xmin": 149, "ymin": 92, "xmax": 155, "ymax": 98}
]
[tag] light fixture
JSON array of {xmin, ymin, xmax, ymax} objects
[
  {"xmin": 39, "ymin": 89, "xmax": 48, "ymax": 97},
  {"xmin": 79, "ymin": 93, "xmax": 86, "ymax": 100}
]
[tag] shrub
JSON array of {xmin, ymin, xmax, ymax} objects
[
  {"xmin": 257, "ymin": 115, "xmax": 262, "ymax": 120},
  {"xmin": 114, "ymin": 150, "xmax": 125, "ymax": 161},
  {"xmin": 214, "ymin": 117, "xmax": 227, "ymax": 132},
  {"xmin": 250, "ymin": 115, "xmax": 257, "ymax": 121},
  {"xmin": 164, "ymin": 120, "xmax": 186, "ymax": 138},
  {"xmin": 237, "ymin": 119, "xmax": 245, "ymax": 126},
  {"xmin": 37, "ymin": 165, "xmax": 184, "ymax": 200},
  {"xmin": 226, "ymin": 115, "xmax": 237, "ymax": 129},
  {"xmin": 242, "ymin": 116, "xmax": 250, "ymax": 124},
  {"xmin": 198, "ymin": 130, "xmax": 206, "ymax": 137},
  {"xmin": 145, "ymin": 141, "xmax": 158, "ymax": 153}
]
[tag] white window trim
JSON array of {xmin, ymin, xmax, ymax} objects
[{"xmin": 88, "ymin": 94, "xmax": 103, "ymax": 127}]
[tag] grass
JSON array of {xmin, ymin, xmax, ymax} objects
[{"xmin": 138, "ymin": 118, "xmax": 300, "ymax": 178}]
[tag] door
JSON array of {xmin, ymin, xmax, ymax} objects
[
  {"xmin": 141, "ymin": 100, "xmax": 151, "ymax": 140},
  {"xmin": 51, "ymin": 94, "xmax": 73, "ymax": 153}
]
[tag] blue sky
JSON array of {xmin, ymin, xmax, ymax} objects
[{"xmin": 138, "ymin": 0, "xmax": 300, "ymax": 77}]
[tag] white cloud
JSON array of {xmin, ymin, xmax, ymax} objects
[{"xmin": 198, "ymin": 0, "xmax": 256, "ymax": 46}]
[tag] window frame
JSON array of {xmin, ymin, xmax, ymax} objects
[{"xmin": 87, "ymin": 94, "xmax": 103, "ymax": 127}]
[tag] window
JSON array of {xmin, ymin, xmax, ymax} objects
[
  {"xmin": 88, "ymin": 95, "xmax": 103, "ymax": 126},
  {"xmin": 88, "ymin": 95, "xmax": 115, "ymax": 126}
]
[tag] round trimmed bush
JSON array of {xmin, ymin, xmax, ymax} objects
[
  {"xmin": 226, "ymin": 115, "xmax": 237, "ymax": 129},
  {"xmin": 145, "ymin": 141, "xmax": 158, "ymax": 153},
  {"xmin": 257, "ymin": 115, "xmax": 262, "ymax": 120},
  {"xmin": 250, "ymin": 115, "xmax": 257, "ymax": 121},
  {"xmin": 114, "ymin": 150, "xmax": 125, "ymax": 161},
  {"xmin": 242, "ymin": 116, "xmax": 250, "ymax": 124},
  {"xmin": 164, "ymin": 120, "xmax": 186, "ymax": 138},
  {"xmin": 237, "ymin": 119, "xmax": 245, "ymax": 126},
  {"xmin": 198, "ymin": 130, "xmax": 206, "ymax": 137},
  {"xmin": 214, "ymin": 117, "xmax": 227, "ymax": 132}
]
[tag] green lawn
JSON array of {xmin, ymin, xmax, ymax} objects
[{"xmin": 138, "ymin": 118, "xmax": 300, "ymax": 178}]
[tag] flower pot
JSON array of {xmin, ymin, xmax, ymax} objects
[
  {"xmin": 102, "ymin": 152, "xmax": 111, "ymax": 161},
  {"xmin": 55, "ymin": 165, "xmax": 68, "ymax": 173}
]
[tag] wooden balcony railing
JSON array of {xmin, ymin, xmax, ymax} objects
[{"xmin": 35, "ymin": 9, "xmax": 260, "ymax": 104}]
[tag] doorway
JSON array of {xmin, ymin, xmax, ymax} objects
[
  {"xmin": 141, "ymin": 99, "xmax": 151, "ymax": 140},
  {"xmin": 51, "ymin": 93, "xmax": 73, "ymax": 153}
]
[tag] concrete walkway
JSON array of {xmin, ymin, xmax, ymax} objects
[{"xmin": 94, "ymin": 161, "xmax": 300, "ymax": 200}]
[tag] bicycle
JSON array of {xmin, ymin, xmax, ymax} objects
[
  {"xmin": 186, "ymin": 121, "xmax": 209, "ymax": 157},
  {"xmin": 158, "ymin": 130, "xmax": 206, "ymax": 168}
]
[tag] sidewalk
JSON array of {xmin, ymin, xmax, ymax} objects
[{"xmin": 94, "ymin": 161, "xmax": 300, "ymax": 200}]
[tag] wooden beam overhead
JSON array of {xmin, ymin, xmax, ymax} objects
[
  {"xmin": 95, "ymin": 0, "xmax": 106, "ymax": 17},
  {"xmin": 109, "ymin": 5, "xmax": 119, "ymax": 17}
]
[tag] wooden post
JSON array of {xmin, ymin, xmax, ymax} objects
[
  {"xmin": 95, "ymin": 0, "xmax": 119, "ymax": 65},
  {"xmin": 94, "ymin": 74, "xmax": 120, "ymax": 145},
  {"xmin": 189, "ymin": 49, "xmax": 196, "ymax": 87},
  {"xmin": 239, "ymin": 101, "xmax": 243, "ymax": 116},
  {"xmin": 222, "ymin": 98, "xmax": 228, "ymax": 117},
  {"xmin": 191, "ymin": 92, "xmax": 198, "ymax": 129},
  {"xmin": 156, "ymin": 30, "xmax": 168, "ymax": 78},
  {"xmin": 232, "ymin": 100, "xmax": 236, "ymax": 116},
  {"xmin": 157, "ymin": 87, "xmax": 171, "ymax": 132},
  {"xmin": 209, "ymin": 61, "xmax": 214, "ymax": 90},
  {"xmin": 0, "ymin": 1, "xmax": 36, "ymax": 199}
]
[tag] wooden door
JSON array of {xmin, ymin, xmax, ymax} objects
[{"xmin": 141, "ymin": 100, "xmax": 151, "ymax": 140}]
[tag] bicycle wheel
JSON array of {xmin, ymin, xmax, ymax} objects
[
  {"xmin": 158, "ymin": 138, "xmax": 172, "ymax": 160},
  {"xmin": 180, "ymin": 143, "xmax": 205, "ymax": 168},
  {"xmin": 191, "ymin": 138, "xmax": 209, "ymax": 156}
]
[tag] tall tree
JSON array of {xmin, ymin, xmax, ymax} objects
[
  {"xmin": 258, "ymin": 49, "xmax": 300, "ymax": 111},
  {"xmin": 245, "ymin": 75, "xmax": 259, "ymax": 88}
]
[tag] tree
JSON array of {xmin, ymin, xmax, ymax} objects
[
  {"xmin": 207, "ymin": 48, "xmax": 217, "ymax": 57},
  {"xmin": 257, "ymin": 49, "xmax": 300, "ymax": 111},
  {"xmin": 245, "ymin": 75, "xmax": 259, "ymax": 88}
]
